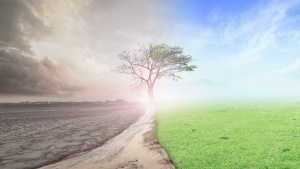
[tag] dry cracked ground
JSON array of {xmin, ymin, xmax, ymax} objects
[{"xmin": 0, "ymin": 103, "xmax": 144, "ymax": 169}]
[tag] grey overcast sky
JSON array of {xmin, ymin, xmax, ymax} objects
[
  {"xmin": 1, "ymin": 0, "xmax": 300, "ymax": 102},
  {"xmin": 0, "ymin": 0, "xmax": 174, "ymax": 102}
]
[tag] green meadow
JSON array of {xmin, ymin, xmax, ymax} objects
[{"xmin": 157, "ymin": 102, "xmax": 300, "ymax": 169}]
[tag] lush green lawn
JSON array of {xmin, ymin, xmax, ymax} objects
[{"xmin": 157, "ymin": 102, "xmax": 300, "ymax": 169}]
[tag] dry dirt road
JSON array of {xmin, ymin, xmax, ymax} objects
[
  {"xmin": 0, "ymin": 104, "xmax": 143, "ymax": 169},
  {"xmin": 40, "ymin": 107, "xmax": 175, "ymax": 169}
]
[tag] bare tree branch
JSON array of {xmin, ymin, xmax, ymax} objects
[{"xmin": 116, "ymin": 43, "xmax": 197, "ymax": 103}]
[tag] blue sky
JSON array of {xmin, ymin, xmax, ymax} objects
[
  {"xmin": 171, "ymin": 0, "xmax": 260, "ymax": 24},
  {"xmin": 156, "ymin": 0, "xmax": 300, "ymax": 101},
  {"xmin": 1, "ymin": 0, "xmax": 300, "ymax": 102}
]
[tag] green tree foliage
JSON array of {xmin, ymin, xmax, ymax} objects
[{"xmin": 117, "ymin": 44, "xmax": 197, "ymax": 104}]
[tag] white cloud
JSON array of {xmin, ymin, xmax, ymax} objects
[
  {"xmin": 223, "ymin": 1, "xmax": 290, "ymax": 67},
  {"xmin": 163, "ymin": 0, "xmax": 300, "ymax": 100},
  {"xmin": 278, "ymin": 59, "xmax": 300, "ymax": 75}
]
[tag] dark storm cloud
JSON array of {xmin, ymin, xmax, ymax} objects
[
  {"xmin": 0, "ymin": 0, "xmax": 83, "ymax": 96},
  {"xmin": 0, "ymin": 50, "xmax": 82, "ymax": 96},
  {"xmin": 0, "ymin": 0, "xmax": 172, "ymax": 99},
  {"xmin": 0, "ymin": 0, "xmax": 51, "ymax": 53}
]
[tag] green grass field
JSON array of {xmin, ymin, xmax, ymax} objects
[{"xmin": 157, "ymin": 102, "xmax": 300, "ymax": 169}]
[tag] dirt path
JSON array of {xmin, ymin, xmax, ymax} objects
[
  {"xmin": 0, "ymin": 105, "xmax": 143, "ymax": 169},
  {"xmin": 40, "ymin": 107, "xmax": 175, "ymax": 169}
]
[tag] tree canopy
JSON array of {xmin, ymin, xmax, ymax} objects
[{"xmin": 116, "ymin": 43, "xmax": 197, "ymax": 103}]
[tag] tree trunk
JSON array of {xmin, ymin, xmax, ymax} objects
[{"xmin": 148, "ymin": 85, "xmax": 154, "ymax": 105}]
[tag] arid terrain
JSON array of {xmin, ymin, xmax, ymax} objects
[
  {"xmin": 40, "ymin": 107, "xmax": 175, "ymax": 169},
  {"xmin": 0, "ymin": 103, "xmax": 144, "ymax": 169}
]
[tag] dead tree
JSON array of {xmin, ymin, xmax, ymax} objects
[{"xmin": 116, "ymin": 44, "xmax": 197, "ymax": 104}]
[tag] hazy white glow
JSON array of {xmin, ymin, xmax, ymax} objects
[
  {"xmin": 155, "ymin": 0, "xmax": 300, "ymax": 101},
  {"xmin": 0, "ymin": 0, "xmax": 173, "ymax": 102},
  {"xmin": 1, "ymin": 0, "xmax": 300, "ymax": 102}
]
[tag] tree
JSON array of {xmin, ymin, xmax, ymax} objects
[{"xmin": 116, "ymin": 44, "xmax": 197, "ymax": 104}]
